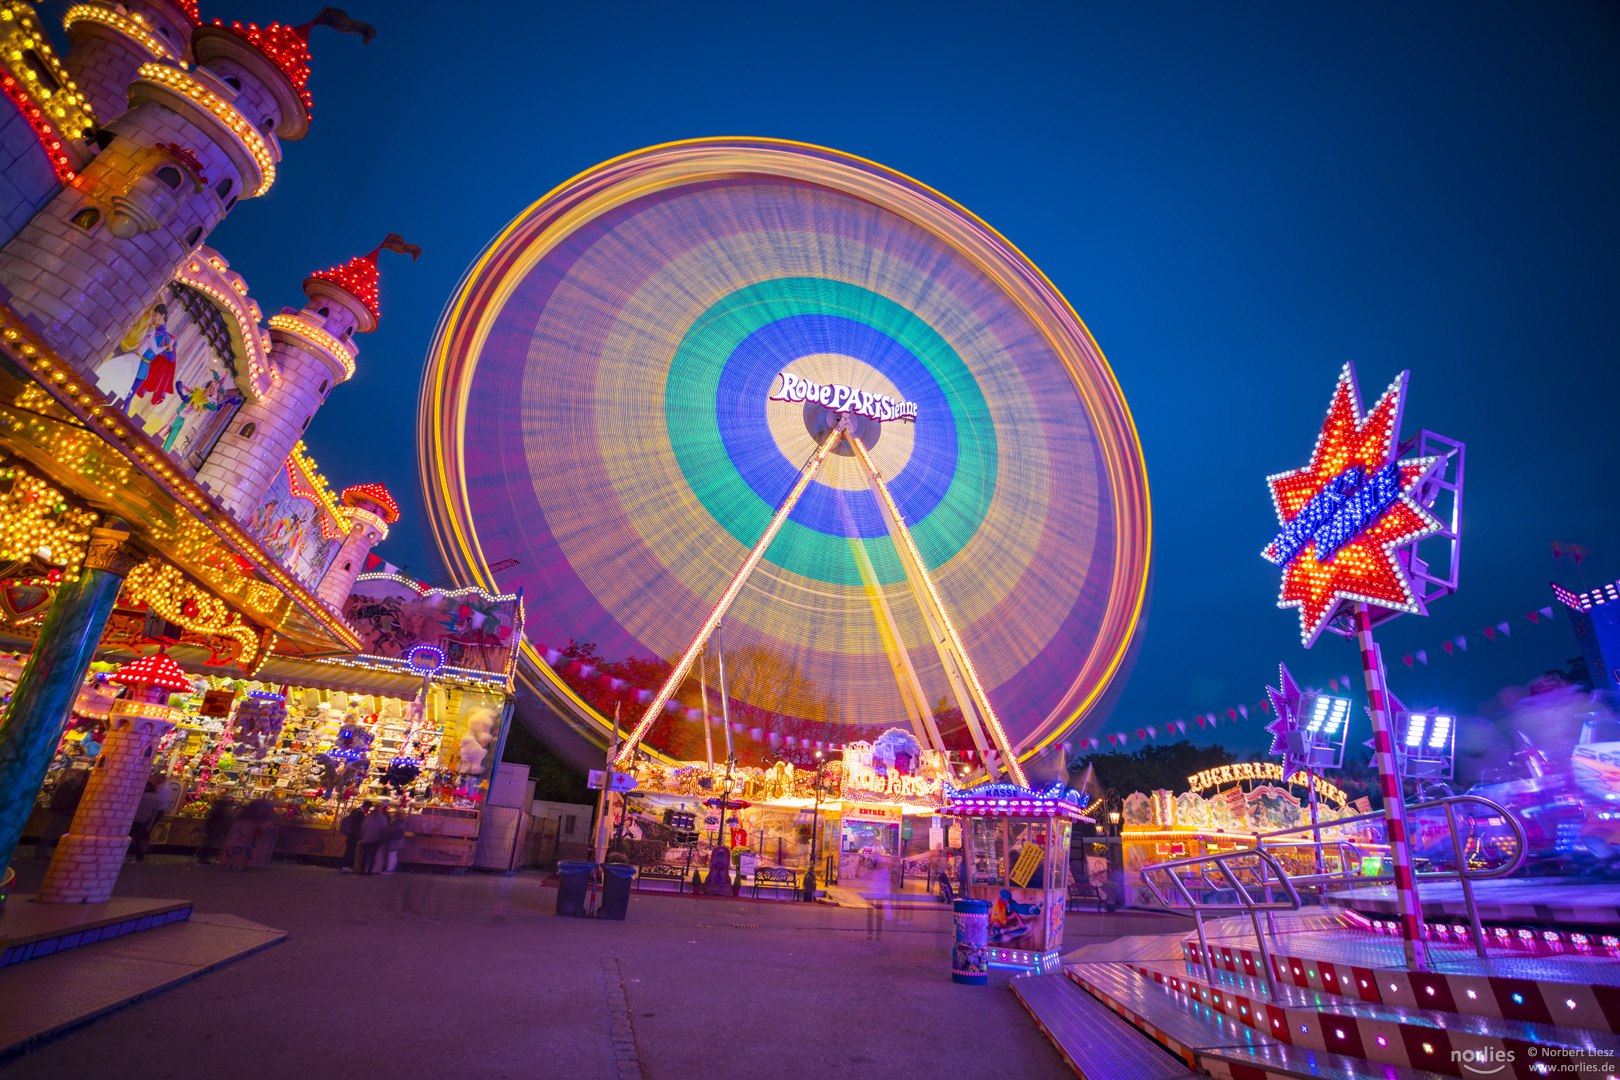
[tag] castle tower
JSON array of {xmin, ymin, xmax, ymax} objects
[
  {"xmin": 39, "ymin": 651, "xmax": 188, "ymax": 903},
  {"xmin": 61, "ymin": 0, "xmax": 201, "ymax": 126},
  {"xmin": 317, "ymin": 482, "xmax": 400, "ymax": 610},
  {"xmin": 0, "ymin": 17, "xmax": 312, "ymax": 376},
  {"xmin": 197, "ymin": 239, "xmax": 415, "ymax": 520}
]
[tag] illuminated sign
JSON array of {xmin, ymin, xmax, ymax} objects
[
  {"xmin": 1260, "ymin": 364, "xmax": 1443, "ymax": 647},
  {"xmin": 1187, "ymin": 762, "xmax": 1348, "ymax": 808},
  {"xmin": 846, "ymin": 761, "xmax": 943, "ymax": 802},
  {"xmin": 770, "ymin": 372, "xmax": 918, "ymax": 423}
]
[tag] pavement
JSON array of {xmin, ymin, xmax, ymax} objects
[{"xmin": 0, "ymin": 855, "xmax": 1191, "ymax": 1079}]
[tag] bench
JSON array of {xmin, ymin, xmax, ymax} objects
[
  {"xmin": 751, "ymin": 865, "xmax": 798, "ymax": 899},
  {"xmin": 1067, "ymin": 882, "xmax": 1106, "ymax": 912},
  {"xmin": 636, "ymin": 863, "xmax": 688, "ymax": 894}
]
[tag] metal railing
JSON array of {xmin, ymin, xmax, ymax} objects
[
  {"xmin": 1139, "ymin": 794, "xmax": 1528, "ymax": 993},
  {"xmin": 1251, "ymin": 793, "xmax": 1526, "ymax": 958},
  {"xmin": 1140, "ymin": 847, "xmax": 1300, "ymax": 997}
]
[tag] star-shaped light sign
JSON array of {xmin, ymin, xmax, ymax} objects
[{"xmin": 1263, "ymin": 364, "xmax": 1443, "ymax": 647}]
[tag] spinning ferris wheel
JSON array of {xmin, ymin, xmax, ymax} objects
[{"xmin": 419, "ymin": 139, "xmax": 1152, "ymax": 778}]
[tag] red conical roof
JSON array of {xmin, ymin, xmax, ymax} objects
[
  {"xmin": 209, "ymin": 21, "xmax": 312, "ymax": 110},
  {"xmin": 309, "ymin": 251, "xmax": 380, "ymax": 323},
  {"xmin": 341, "ymin": 483, "xmax": 400, "ymax": 523},
  {"xmin": 111, "ymin": 652, "xmax": 194, "ymax": 692},
  {"xmin": 174, "ymin": 0, "xmax": 202, "ymax": 26}
]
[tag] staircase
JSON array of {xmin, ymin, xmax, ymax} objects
[{"xmin": 1017, "ymin": 912, "xmax": 1620, "ymax": 1080}]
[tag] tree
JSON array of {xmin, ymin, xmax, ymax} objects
[{"xmin": 1071, "ymin": 741, "xmax": 1238, "ymax": 795}]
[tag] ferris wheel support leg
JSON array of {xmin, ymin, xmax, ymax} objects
[
  {"xmin": 848, "ymin": 434, "xmax": 1027, "ymax": 787},
  {"xmin": 614, "ymin": 425, "xmax": 848, "ymax": 766},
  {"xmin": 847, "ymin": 535, "xmax": 944, "ymax": 754}
]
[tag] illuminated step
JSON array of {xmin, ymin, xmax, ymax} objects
[
  {"xmin": 1185, "ymin": 933, "xmax": 1620, "ymax": 1034},
  {"xmin": 1066, "ymin": 960, "xmax": 1453, "ymax": 1080},
  {"xmin": 1132, "ymin": 958, "xmax": 1620, "ymax": 1077},
  {"xmin": 1010, "ymin": 972, "xmax": 1196, "ymax": 1079}
]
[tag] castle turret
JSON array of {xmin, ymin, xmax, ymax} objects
[
  {"xmin": 0, "ymin": 17, "xmax": 313, "ymax": 375},
  {"xmin": 317, "ymin": 482, "xmax": 400, "ymax": 610},
  {"xmin": 197, "ymin": 236, "xmax": 415, "ymax": 519},
  {"xmin": 61, "ymin": 0, "xmax": 201, "ymax": 127}
]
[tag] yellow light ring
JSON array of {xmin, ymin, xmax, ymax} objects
[
  {"xmin": 267, "ymin": 314, "xmax": 356, "ymax": 380},
  {"xmin": 133, "ymin": 62, "xmax": 274, "ymax": 196},
  {"xmin": 62, "ymin": 5, "xmax": 173, "ymax": 62}
]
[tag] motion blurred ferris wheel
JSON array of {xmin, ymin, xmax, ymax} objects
[{"xmin": 419, "ymin": 139, "xmax": 1152, "ymax": 778}]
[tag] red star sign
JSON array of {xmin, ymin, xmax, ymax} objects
[{"xmin": 1262, "ymin": 364, "xmax": 1443, "ymax": 647}]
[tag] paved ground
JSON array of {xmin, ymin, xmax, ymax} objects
[{"xmin": 0, "ymin": 856, "xmax": 1191, "ymax": 1079}]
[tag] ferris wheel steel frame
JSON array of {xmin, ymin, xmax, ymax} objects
[{"xmin": 615, "ymin": 417, "xmax": 1027, "ymax": 787}]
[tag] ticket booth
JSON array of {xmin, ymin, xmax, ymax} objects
[{"xmin": 941, "ymin": 785, "xmax": 1092, "ymax": 973}]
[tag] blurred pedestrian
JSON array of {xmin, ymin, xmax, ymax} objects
[
  {"xmin": 129, "ymin": 781, "xmax": 161, "ymax": 861},
  {"xmin": 35, "ymin": 767, "xmax": 89, "ymax": 860},
  {"xmin": 381, "ymin": 806, "xmax": 407, "ymax": 875},
  {"xmin": 338, "ymin": 801, "xmax": 367, "ymax": 873},
  {"xmin": 358, "ymin": 801, "xmax": 388, "ymax": 875},
  {"xmin": 197, "ymin": 794, "xmax": 235, "ymax": 864}
]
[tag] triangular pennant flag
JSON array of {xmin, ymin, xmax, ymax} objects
[
  {"xmin": 1145, "ymin": 726, "xmax": 1156, "ymax": 740},
  {"xmin": 1483, "ymin": 627, "xmax": 1495, "ymax": 641},
  {"xmin": 1225, "ymin": 708, "xmax": 1236, "ymax": 721},
  {"xmin": 1258, "ymin": 697, "xmax": 1270, "ymax": 713},
  {"xmin": 1403, "ymin": 654, "xmax": 1413, "ymax": 668},
  {"xmin": 1454, "ymin": 635, "xmax": 1468, "ymax": 652},
  {"xmin": 1416, "ymin": 650, "xmax": 1428, "ymax": 666},
  {"xmin": 1525, "ymin": 611, "xmax": 1539, "ymax": 625},
  {"xmin": 1238, "ymin": 704, "xmax": 1249, "ymax": 719},
  {"xmin": 1497, "ymin": 621, "xmax": 1510, "ymax": 638},
  {"xmin": 1442, "ymin": 641, "xmax": 1454, "ymax": 655},
  {"xmin": 1540, "ymin": 606, "xmax": 1554, "ymax": 619},
  {"xmin": 1208, "ymin": 713, "xmax": 1218, "ymax": 728},
  {"xmin": 1195, "ymin": 716, "xmax": 1205, "ymax": 728}
]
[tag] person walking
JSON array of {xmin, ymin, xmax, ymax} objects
[
  {"xmin": 358, "ymin": 802, "xmax": 388, "ymax": 875},
  {"xmin": 130, "ymin": 782, "xmax": 161, "ymax": 861},
  {"xmin": 338, "ymin": 801, "xmax": 368, "ymax": 873},
  {"xmin": 35, "ymin": 767, "xmax": 90, "ymax": 860},
  {"xmin": 381, "ymin": 806, "xmax": 407, "ymax": 875},
  {"xmin": 197, "ymin": 795, "xmax": 235, "ymax": 864}
]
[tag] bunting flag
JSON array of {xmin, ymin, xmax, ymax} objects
[
  {"xmin": 1541, "ymin": 606, "xmax": 1554, "ymax": 619},
  {"xmin": 1328, "ymin": 677, "xmax": 1339, "ymax": 692},
  {"xmin": 1402, "ymin": 654, "xmax": 1413, "ymax": 668},
  {"xmin": 1454, "ymin": 635, "xmax": 1468, "ymax": 652},
  {"xmin": 1416, "ymin": 650, "xmax": 1427, "ymax": 666},
  {"xmin": 1497, "ymin": 621, "xmax": 1511, "ymax": 638},
  {"xmin": 1483, "ymin": 627, "xmax": 1496, "ymax": 642},
  {"xmin": 1526, "ymin": 611, "xmax": 1540, "ymax": 625},
  {"xmin": 1441, "ymin": 641, "xmax": 1454, "ymax": 656}
]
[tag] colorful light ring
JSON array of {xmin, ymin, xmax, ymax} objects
[{"xmin": 419, "ymin": 139, "xmax": 1152, "ymax": 761}]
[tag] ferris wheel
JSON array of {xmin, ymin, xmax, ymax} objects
[{"xmin": 419, "ymin": 139, "xmax": 1151, "ymax": 780}]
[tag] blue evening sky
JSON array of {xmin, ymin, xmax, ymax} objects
[{"xmin": 50, "ymin": 1, "xmax": 1619, "ymax": 752}]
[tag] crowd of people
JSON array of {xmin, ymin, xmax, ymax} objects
[{"xmin": 338, "ymin": 800, "xmax": 408, "ymax": 875}]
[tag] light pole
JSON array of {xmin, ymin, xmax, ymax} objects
[{"xmin": 803, "ymin": 749, "xmax": 841, "ymax": 902}]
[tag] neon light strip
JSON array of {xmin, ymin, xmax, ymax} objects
[
  {"xmin": 848, "ymin": 433, "xmax": 1027, "ymax": 786},
  {"xmin": 285, "ymin": 442, "xmax": 348, "ymax": 540},
  {"xmin": 614, "ymin": 424, "xmax": 846, "ymax": 765},
  {"xmin": 135, "ymin": 63, "xmax": 275, "ymax": 196},
  {"xmin": 172, "ymin": 267, "xmax": 270, "ymax": 391}
]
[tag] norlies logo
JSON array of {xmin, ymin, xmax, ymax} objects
[{"xmin": 1453, "ymin": 1048, "xmax": 1513, "ymax": 1075}]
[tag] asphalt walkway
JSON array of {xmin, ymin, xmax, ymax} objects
[{"xmin": 0, "ymin": 856, "xmax": 1189, "ymax": 1079}]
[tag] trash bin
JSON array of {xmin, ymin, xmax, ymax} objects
[
  {"xmin": 951, "ymin": 898, "xmax": 990, "ymax": 984},
  {"xmin": 600, "ymin": 863, "xmax": 637, "ymax": 920},
  {"xmin": 556, "ymin": 860, "xmax": 596, "ymax": 917}
]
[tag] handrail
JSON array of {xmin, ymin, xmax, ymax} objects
[
  {"xmin": 1148, "ymin": 794, "xmax": 1525, "ymax": 961},
  {"xmin": 1139, "ymin": 846, "xmax": 1300, "ymax": 997}
]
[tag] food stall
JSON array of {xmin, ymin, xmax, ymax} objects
[{"xmin": 940, "ymin": 782, "xmax": 1092, "ymax": 973}]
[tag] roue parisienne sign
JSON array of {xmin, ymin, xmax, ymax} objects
[{"xmin": 770, "ymin": 371, "xmax": 918, "ymax": 423}]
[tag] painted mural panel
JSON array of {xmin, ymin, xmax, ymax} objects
[
  {"xmin": 343, "ymin": 572, "xmax": 523, "ymax": 677},
  {"xmin": 90, "ymin": 287, "xmax": 244, "ymax": 473},
  {"xmin": 246, "ymin": 459, "xmax": 344, "ymax": 591}
]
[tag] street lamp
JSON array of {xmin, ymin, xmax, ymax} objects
[{"xmin": 803, "ymin": 749, "xmax": 842, "ymax": 902}]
